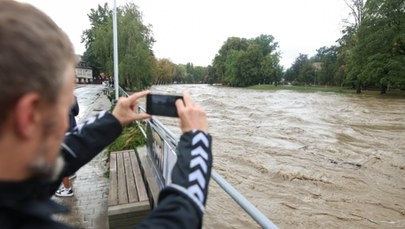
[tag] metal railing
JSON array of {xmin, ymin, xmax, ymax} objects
[{"xmin": 119, "ymin": 87, "xmax": 278, "ymax": 229}]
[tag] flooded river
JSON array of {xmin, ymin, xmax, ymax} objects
[{"xmin": 149, "ymin": 84, "xmax": 405, "ymax": 228}]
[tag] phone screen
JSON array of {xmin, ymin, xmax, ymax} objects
[{"xmin": 146, "ymin": 94, "xmax": 183, "ymax": 117}]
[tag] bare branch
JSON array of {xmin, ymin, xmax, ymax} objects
[{"xmin": 343, "ymin": 0, "xmax": 365, "ymax": 29}]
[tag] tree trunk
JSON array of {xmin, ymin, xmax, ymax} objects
[
  {"xmin": 356, "ymin": 82, "xmax": 362, "ymax": 94},
  {"xmin": 380, "ymin": 85, "xmax": 387, "ymax": 94}
]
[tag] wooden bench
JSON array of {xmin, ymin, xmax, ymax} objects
[{"xmin": 108, "ymin": 150, "xmax": 150, "ymax": 229}]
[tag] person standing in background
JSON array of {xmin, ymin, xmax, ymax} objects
[{"xmin": 55, "ymin": 96, "xmax": 79, "ymax": 197}]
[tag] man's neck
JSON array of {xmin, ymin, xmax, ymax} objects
[{"xmin": 0, "ymin": 138, "xmax": 34, "ymax": 181}]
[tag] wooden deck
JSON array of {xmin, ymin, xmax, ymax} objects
[{"xmin": 108, "ymin": 150, "xmax": 150, "ymax": 229}]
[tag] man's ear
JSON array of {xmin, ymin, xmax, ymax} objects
[{"xmin": 14, "ymin": 93, "xmax": 42, "ymax": 138}]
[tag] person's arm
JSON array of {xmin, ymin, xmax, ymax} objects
[
  {"xmin": 71, "ymin": 96, "xmax": 79, "ymax": 117},
  {"xmin": 60, "ymin": 110, "xmax": 122, "ymax": 175},
  {"xmin": 135, "ymin": 92, "xmax": 212, "ymax": 229},
  {"xmin": 60, "ymin": 91, "xmax": 151, "ymax": 177}
]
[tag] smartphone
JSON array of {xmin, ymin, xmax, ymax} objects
[{"xmin": 146, "ymin": 94, "xmax": 183, "ymax": 117}]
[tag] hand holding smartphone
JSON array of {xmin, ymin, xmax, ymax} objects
[{"xmin": 146, "ymin": 94, "xmax": 183, "ymax": 117}]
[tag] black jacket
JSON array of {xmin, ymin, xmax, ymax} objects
[
  {"xmin": 68, "ymin": 96, "xmax": 79, "ymax": 132},
  {"xmin": 0, "ymin": 111, "xmax": 121, "ymax": 229},
  {"xmin": 0, "ymin": 111, "xmax": 212, "ymax": 229},
  {"xmin": 135, "ymin": 130, "xmax": 213, "ymax": 229}
]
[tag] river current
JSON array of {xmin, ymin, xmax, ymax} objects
[{"xmin": 148, "ymin": 84, "xmax": 405, "ymax": 228}]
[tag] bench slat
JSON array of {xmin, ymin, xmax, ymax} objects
[
  {"xmin": 108, "ymin": 149, "xmax": 151, "ymax": 229},
  {"xmin": 130, "ymin": 152, "xmax": 149, "ymax": 202},
  {"xmin": 108, "ymin": 153, "xmax": 118, "ymax": 206},
  {"xmin": 123, "ymin": 151, "xmax": 139, "ymax": 203},
  {"xmin": 117, "ymin": 152, "xmax": 128, "ymax": 204}
]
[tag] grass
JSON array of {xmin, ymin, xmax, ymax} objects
[
  {"xmin": 105, "ymin": 88, "xmax": 148, "ymax": 152},
  {"xmin": 247, "ymin": 84, "xmax": 353, "ymax": 93},
  {"xmin": 104, "ymin": 122, "xmax": 147, "ymax": 178},
  {"xmin": 105, "ymin": 89, "xmax": 147, "ymax": 152},
  {"xmin": 107, "ymin": 122, "xmax": 147, "ymax": 152},
  {"xmin": 247, "ymin": 84, "xmax": 405, "ymax": 97}
]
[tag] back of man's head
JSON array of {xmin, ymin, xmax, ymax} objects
[{"xmin": 0, "ymin": 1, "xmax": 74, "ymax": 131}]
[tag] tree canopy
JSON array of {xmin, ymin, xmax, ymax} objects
[
  {"xmin": 210, "ymin": 35, "xmax": 282, "ymax": 87},
  {"xmin": 284, "ymin": 0, "xmax": 405, "ymax": 94},
  {"xmin": 81, "ymin": 1, "xmax": 404, "ymax": 94},
  {"xmin": 346, "ymin": 0, "xmax": 405, "ymax": 93},
  {"xmin": 82, "ymin": 3, "xmax": 209, "ymax": 88},
  {"xmin": 82, "ymin": 3, "xmax": 154, "ymax": 90}
]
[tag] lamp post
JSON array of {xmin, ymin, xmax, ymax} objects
[{"xmin": 113, "ymin": 0, "xmax": 119, "ymax": 100}]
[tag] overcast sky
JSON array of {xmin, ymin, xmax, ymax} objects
[{"xmin": 18, "ymin": 0, "xmax": 350, "ymax": 68}]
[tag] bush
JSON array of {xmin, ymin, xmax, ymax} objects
[{"xmin": 107, "ymin": 122, "xmax": 147, "ymax": 152}]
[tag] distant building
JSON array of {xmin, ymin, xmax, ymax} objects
[
  {"xmin": 75, "ymin": 55, "xmax": 93, "ymax": 83},
  {"xmin": 312, "ymin": 62, "xmax": 322, "ymax": 71}
]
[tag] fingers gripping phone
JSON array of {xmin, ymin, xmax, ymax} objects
[{"xmin": 146, "ymin": 94, "xmax": 183, "ymax": 117}]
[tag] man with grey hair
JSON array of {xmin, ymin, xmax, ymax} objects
[{"xmin": 0, "ymin": 1, "xmax": 213, "ymax": 229}]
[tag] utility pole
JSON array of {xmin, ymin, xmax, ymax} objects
[{"xmin": 113, "ymin": 0, "xmax": 119, "ymax": 100}]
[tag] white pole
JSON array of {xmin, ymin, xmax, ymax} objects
[{"xmin": 113, "ymin": 0, "xmax": 119, "ymax": 100}]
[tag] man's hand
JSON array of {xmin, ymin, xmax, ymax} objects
[
  {"xmin": 175, "ymin": 92, "xmax": 208, "ymax": 133},
  {"xmin": 112, "ymin": 90, "xmax": 151, "ymax": 126}
]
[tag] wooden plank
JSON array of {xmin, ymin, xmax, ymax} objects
[
  {"xmin": 130, "ymin": 151, "xmax": 149, "ymax": 202},
  {"xmin": 137, "ymin": 146, "xmax": 160, "ymax": 206},
  {"xmin": 108, "ymin": 149, "xmax": 152, "ymax": 229},
  {"xmin": 108, "ymin": 153, "xmax": 118, "ymax": 206},
  {"xmin": 116, "ymin": 152, "xmax": 128, "ymax": 204},
  {"xmin": 108, "ymin": 207, "xmax": 150, "ymax": 229},
  {"xmin": 123, "ymin": 150, "xmax": 138, "ymax": 203},
  {"xmin": 108, "ymin": 201, "xmax": 150, "ymax": 215}
]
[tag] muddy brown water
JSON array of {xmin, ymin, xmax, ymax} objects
[{"xmin": 148, "ymin": 84, "xmax": 405, "ymax": 229}]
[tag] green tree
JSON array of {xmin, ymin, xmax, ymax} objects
[
  {"xmin": 207, "ymin": 65, "xmax": 216, "ymax": 84},
  {"xmin": 344, "ymin": 0, "xmax": 365, "ymax": 29},
  {"xmin": 192, "ymin": 66, "xmax": 207, "ymax": 83},
  {"xmin": 347, "ymin": 0, "xmax": 405, "ymax": 93},
  {"xmin": 253, "ymin": 34, "xmax": 279, "ymax": 56},
  {"xmin": 185, "ymin": 63, "xmax": 195, "ymax": 83},
  {"xmin": 82, "ymin": 3, "xmax": 155, "ymax": 90},
  {"xmin": 284, "ymin": 68, "xmax": 295, "ymax": 83},
  {"xmin": 335, "ymin": 0, "xmax": 366, "ymax": 92},
  {"xmin": 211, "ymin": 34, "xmax": 281, "ymax": 86},
  {"xmin": 154, "ymin": 58, "xmax": 174, "ymax": 84},
  {"xmin": 223, "ymin": 49, "xmax": 242, "ymax": 85},
  {"xmin": 315, "ymin": 46, "xmax": 338, "ymax": 86},
  {"xmin": 172, "ymin": 64, "xmax": 186, "ymax": 83},
  {"xmin": 285, "ymin": 54, "xmax": 309, "ymax": 84},
  {"xmin": 118, "ymin": 3, "xmax": 154, "ymax": 90},
  {"xmin": 213, "ymin": 37, "xmax": 249, "ymax": 83},
  {"xmin": 261, "ymin": 53, "xmax": 282, "ymax": 85},
  {"xmin": 82, "ymin": 3, "xmax": 112, "ymax": 78},
  {"xmin": 299, "ymin": 61, "xmax": 316, "ymax": 85},
  {"xmin": 238, "ymin": 43, "xmax": 263, "ymax": 86}
]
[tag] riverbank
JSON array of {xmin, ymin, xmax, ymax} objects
[{"xmin": 247, "ymin": 84, "xmax": 405, "ymax": 97}]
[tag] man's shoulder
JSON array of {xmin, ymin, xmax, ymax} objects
[
  {"xmin": 0, "ymin": 188, "xmax": 73, "ymax": 229},
  {"xmin": 0, "ymin": 207, "xmax": 74, "ymax": 229}
]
